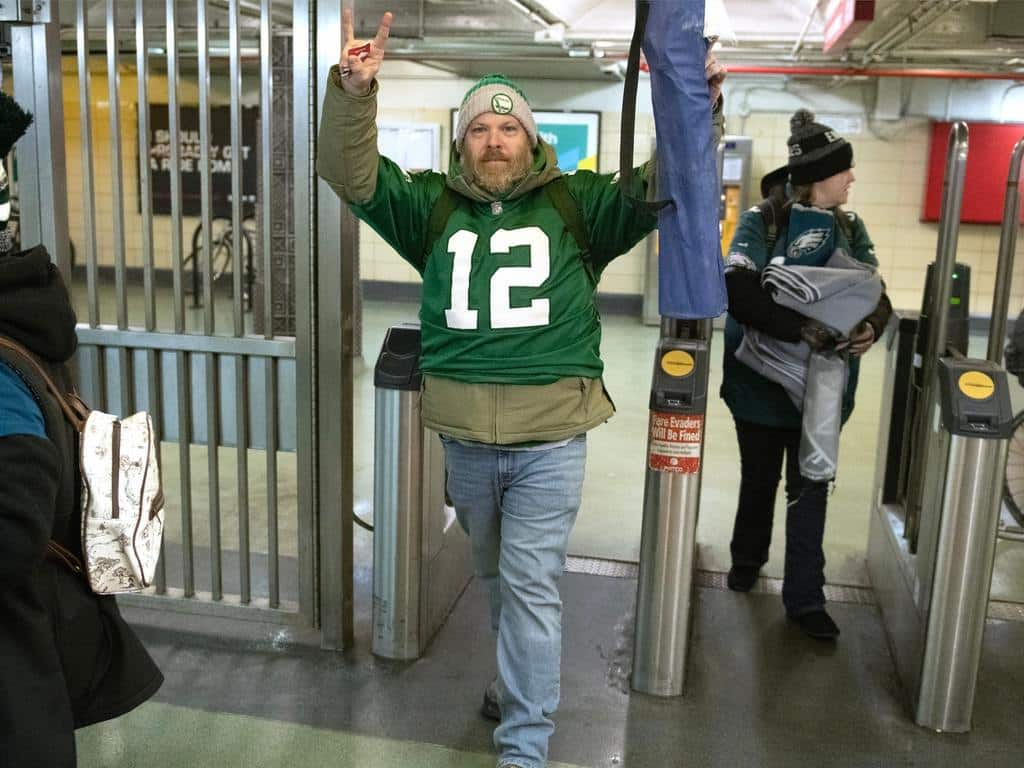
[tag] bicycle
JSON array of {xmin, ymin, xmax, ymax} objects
[
  {"xmin": 184, "ymin": 211, "xmax": 257, "ymax": 311},
  {"xmin": 1002, "ymin": 411, "xmax": 1024, "ymax": 533}
]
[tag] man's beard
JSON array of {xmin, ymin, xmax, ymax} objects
[{"xmin": 467, "ymin": 145, "xmax": 533, "ymax": 196}]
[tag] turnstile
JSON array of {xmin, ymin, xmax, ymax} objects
[
  {"xmin": 633, "ymin": 318, "xmax": 712, "ymax": 696},
  {"xmin": 867, "ymin": 125, "xmax": 1023, "ymax": 732},
  {"xmin": 372, "ymin": 323, "xmax": 472, "ymax": 659}
]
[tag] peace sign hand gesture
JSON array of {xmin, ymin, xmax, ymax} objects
[{"xmin": 339, "ymin": 8, "xmax": 393, "ymax": 96}]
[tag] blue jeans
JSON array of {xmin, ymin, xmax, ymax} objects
[{"xmin": 442, "ymin": 435, "xmax": 587, "ymax": 768}]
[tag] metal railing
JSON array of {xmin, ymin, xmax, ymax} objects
[{"xmin": 10, "ymin": 0, "xmax": 354, "ymax": 648}]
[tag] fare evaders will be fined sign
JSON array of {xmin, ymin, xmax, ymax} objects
[{"xmin": 648, "ymin": 412, "xmax": 704, "ymax": 474}]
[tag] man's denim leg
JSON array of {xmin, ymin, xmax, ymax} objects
[
  {"xmin": 493, "ymin": 437, "xmax": 585, "ymax": 768},
  {"xmin": 441, "ymin": 435, "xmax": 586, "ymax": 768},
  {"xmin": 443, "ymin": 439, "xmax": 503, "ymax": 632}
]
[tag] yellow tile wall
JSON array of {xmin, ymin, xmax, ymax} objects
[{"xmin": 62, "ymin": 56, "xmax": 206, "ymax": 272}]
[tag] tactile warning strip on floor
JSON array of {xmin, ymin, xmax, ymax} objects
[{"xmin": 564, "ymin": 556, "xmax": 1024, "ymax": 621}]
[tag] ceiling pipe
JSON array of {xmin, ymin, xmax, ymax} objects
[
  {"xmin": 728, "ymin": 64, "xmax": 1024, "ymax": 81},
  {"xmin": 790, "ymin": 0, "xmax": 826, "ymax": 60},
  {"xmin": 860, "ymin": 0, "xmax": 968, "ymax": 65}
]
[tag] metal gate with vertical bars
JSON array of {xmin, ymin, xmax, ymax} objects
[{"xmin": 3, "ymin": 0, "xmax": 356, "ymax": 649}]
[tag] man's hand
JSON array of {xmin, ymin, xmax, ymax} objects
[
  {"xmin": 339, "ymin": 8, "xmax": 392, "ymax": 96},
  {"xmin": 837, "ymin": 321, "xmax": 875, "ymax": 356},
  {"xmin": 706, "ymin": 46, "xmax": 727, "ymax": 105}
]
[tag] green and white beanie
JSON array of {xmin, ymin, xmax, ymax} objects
[
  {"xmin": 455, "ymin": 74, "xmax": 538, "ymax": 148},
  {"xmin": 0, "ymin": 92, "xmax": 34, "ymax": 256}
]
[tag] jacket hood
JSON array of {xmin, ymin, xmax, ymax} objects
[
  {"xmin": 0, "ymin": 245, "xmax": 78, "ymax": 363},
  {"xmin": 446, "ymin": 138, "xmax": 562, "ymax": 203}
]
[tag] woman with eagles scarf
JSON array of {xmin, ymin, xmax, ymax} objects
[{"xmin": 719, "ymin": 109, "xmax": 892, "ymax": 640}]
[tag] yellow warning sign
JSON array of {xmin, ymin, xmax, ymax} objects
[
  {"xmin": 661, "ymin": 350, "xmax": 695, "ymax": 378},
  {"xmin": 958, "ymin": 371, "xmax": 995, "ymax": 400}
]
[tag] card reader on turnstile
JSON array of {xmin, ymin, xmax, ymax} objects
[
  {"xmin": 649, "ymin": 337, "xmax": 710, "ymax": 413},
  {"xmin": 936, "ymin": 358, "xmax": 1014, "ymax": 439}
]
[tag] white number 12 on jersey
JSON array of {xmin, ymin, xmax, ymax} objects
[{"xmin": 444, "ymin": 226, "xmax": 551, "ymax": 330}]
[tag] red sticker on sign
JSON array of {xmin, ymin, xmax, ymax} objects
[{"xmin": 648, "ymin": 411, "xmax": 703, "ymax": 474}]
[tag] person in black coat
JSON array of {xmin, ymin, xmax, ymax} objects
[{"xmin": 0, "ymin": 244, "xmax": 164, "ymax": 766}]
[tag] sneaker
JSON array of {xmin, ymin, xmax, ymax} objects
[
  {"xmin": 727, "ymin": 564, "xmax": 759, "ymax": 592},
  {"xmin": 480, "ymin": 678, "xmax": 500, "ymax": 722},
  {"xmin": 790, "ymin": 609, "xmax": 840, "ymax": 640}
]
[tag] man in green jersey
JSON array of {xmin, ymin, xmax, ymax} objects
[{"xmin": 317, "ymin": 10, "xmax": 725, "ymax": 768}]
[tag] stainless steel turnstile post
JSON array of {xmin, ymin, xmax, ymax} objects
[
  {"xmin": 868, "ymin": 126, "xmax": 1023, "ymax": 733},
  {"xmin": 372, "ymin": 323, "xmax": 472, "ymax": 659},
  {"xmin": 632, "ymin": 318, "xmax": 712, "ymax": 696}
]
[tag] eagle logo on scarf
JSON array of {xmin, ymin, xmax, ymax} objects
[{"xmin": 787, "ymin": 228, "xmax": 832, "ymax": 261}]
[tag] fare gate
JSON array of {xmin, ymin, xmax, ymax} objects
[
  {"xmin": 868, "ymin": 124, "xmax": 1022, "ymax": 732},
  {"xmin": 3, "ymin": 0, "xmax": 358, "ymax": 649}
]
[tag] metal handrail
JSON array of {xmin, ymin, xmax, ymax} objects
[
  {"xmin": 905, "ymin": 122, "xmax": 969, "ymax": 550},
  {"xmin": 987, "ymin": 137, "xmax": 1024, "ymax": 364}
]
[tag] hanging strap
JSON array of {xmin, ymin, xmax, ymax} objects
[
  {"xmin": 618, "ymin": 0, "xmax": 669, "ymax": 211},
  {"xmin": 618, "ymin": 0, "xmax": 650, "ymax": 194},
  {"xmin": 0, "ymin": 336, "xmax": 89, "ymax": 432}
]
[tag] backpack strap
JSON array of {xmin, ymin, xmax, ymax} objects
[
  {"xmin": 0, "ymin": 335, "xmax": 90, "ymax": 578},
  {"xmin": 758, "ymin": 197, "xmax": 790, "ymax": 256},
  {"xmin": 0, "ymin": 336, "xmax": 89, "ymax": 431},
  {"xmin": 544, "ymin": 176, "xmax": 590, "ymax": 258},
  {"xmin": 424, "ymin": 186, "xmax": 460, "ymax": 260}
]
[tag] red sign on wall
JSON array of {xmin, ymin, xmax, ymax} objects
[
  {"xmin": 823, "ymin": 0, "xmax": 875, "ymax": 54},
  {"xmin": 648, "ymin": 412, "xmax": 703, "ymax": 474},
  {"xmin": 923, "ymin": 122, "xmax": 1024, "ymax": 224}
]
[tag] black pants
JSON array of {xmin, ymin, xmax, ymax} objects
[{"xmin": 729, "ymin": 419, "xmax": 829, "ymax": 616}]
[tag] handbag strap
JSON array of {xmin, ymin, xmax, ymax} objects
[{"xmin": 0, "ymin": 336, "xmax": 89, "ymax": 431}]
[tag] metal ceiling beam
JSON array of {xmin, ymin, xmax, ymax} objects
[{"xmin": 860, "ymin": 0, "xmax": 969, "ymax": 65}]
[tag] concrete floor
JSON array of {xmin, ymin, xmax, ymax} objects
[{"xmin": 80, "ymin": 575, "xmax": 1024, "ymax": 768}]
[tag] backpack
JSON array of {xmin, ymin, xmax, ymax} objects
[
  {"xmin": 0, "ymin": 336, "xmax": 164, "ymax": 595},
  {"xmin": 424, "ymin": 176, "xmax": 596, "ymax": 282}
]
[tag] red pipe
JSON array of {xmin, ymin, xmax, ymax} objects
[{"xmin": 726, "ymin": 64, "xmax": 1024, "ymax": 81}]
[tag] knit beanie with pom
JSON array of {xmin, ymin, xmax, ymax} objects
[{"xmin": 786, "ymin": 108, "xmax": 853, "ymax": 185}]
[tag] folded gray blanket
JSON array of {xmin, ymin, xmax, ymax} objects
[{"xmin": 735, "ymin": 250, "xmax": 883, "ymax": 480}]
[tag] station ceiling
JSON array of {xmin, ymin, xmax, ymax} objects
[{"xmin": 56, "ymin": 0, "xmax": 1024, "ymax": 80}]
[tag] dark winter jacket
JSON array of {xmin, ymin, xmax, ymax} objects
[
  {"xmin": 720, "ymin": 205, "xmax": 891, "ymax": 429},
  {"xmin": 0, "ymin": 246, "xmax": 163, "ymax": 767}
]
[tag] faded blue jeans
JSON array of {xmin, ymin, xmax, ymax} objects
[{"xmin": 441, "ymin": 435, "xmax": 587, "ymax": 768}]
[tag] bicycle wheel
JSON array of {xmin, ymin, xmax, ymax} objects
[
  {"xmin": 191, "ymin": 217, "xmax": 235, "ymax": 283},
  {"xmin": 1004, "ymin": 415, "xmax": 1024, "ymax": 526}
]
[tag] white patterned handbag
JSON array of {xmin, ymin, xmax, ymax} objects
[{"xmin": 0, "ymin": 337, "xmax": 165, "ymax": 594}]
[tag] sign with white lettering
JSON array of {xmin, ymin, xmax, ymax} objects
[
  {"xmin": 145, "ymin": 104, "xmax": 258, "ymax": 217},
  {"xmin": 648, "ymin": 411, "xmax": 703, "ymax": 474}
]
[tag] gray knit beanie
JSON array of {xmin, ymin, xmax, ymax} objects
[
  {"xmin": 455, "ymin": 74, "xmax": 538, "ymax": 148},
  {"xmin": 787, "ymin": 109, "xmax": 853, "ymax": 185}
]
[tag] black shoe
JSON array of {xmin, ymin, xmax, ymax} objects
[
  {"xmin": 790, "ymin": 609, "xmax": 840, "ymax": 640},
  {"xmin": 727, "ymin": 564, "xmax": 759, "ymax": 592},
  {"xmin": 480, "ymin": 678, "xmax": 500, "ymax": 722}
]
